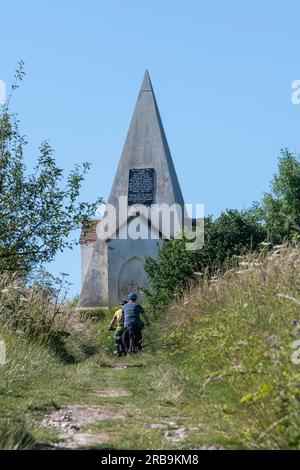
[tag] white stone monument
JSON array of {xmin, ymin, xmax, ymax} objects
[
  {"xmin": 78, "ymin": 71, "xmax": 185, "ymax": 307},
  {"xmin": 0, "ymin": 339, "xmax": 6, "ymax": 365}
]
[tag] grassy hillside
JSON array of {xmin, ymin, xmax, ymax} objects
[
  {"xmin": 148, "ymin": 247, "xmax": 300, "ymax": 449},
  {"xmin": 1, "ymin": 248, "xmax": 300, "ymax": 449}
]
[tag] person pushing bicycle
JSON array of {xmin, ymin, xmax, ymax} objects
[
  {"xmin": 108, "ymin": 300, "xmax": 128, "ymax": 357},
  {"xmin": 122, "ymin": 293, "xmax": 150, "ymax": 354}
]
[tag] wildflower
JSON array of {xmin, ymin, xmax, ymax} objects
[{"xmin": 268, "ymin": 334, "xmax": 280, "ymax": 342}]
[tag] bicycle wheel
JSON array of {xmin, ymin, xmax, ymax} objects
[{"xmin": 129, "ymin": 330, "xmax": 137, "ymax": 355}]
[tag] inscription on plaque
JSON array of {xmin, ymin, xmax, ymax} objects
[{"xmin": 128, "ymin": 168, "xmax": 154, "ymax": 205}]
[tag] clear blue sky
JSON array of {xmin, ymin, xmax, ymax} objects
[{"xmin": 1, "ymin": 0, "xmax": 300, "ymax": 296}]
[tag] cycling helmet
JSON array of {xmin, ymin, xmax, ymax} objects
[{"xmin": 128, "ymin": 292, "xmax": 137, "ymax": 300}]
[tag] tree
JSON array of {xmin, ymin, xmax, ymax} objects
[
  {"xmin": 262, "ymin": 149, "xmax": 300, "ymax": 243},
  {"xmin": 0, "ymin": 63, "xmax": 102, "ymax": 272}
]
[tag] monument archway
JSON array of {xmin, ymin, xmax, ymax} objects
[{"xmin": 118, "ymin": 257, "xmax": 147, "ymax": 302}]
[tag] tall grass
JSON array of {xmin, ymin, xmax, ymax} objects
[
  {"xmin": 0, "ymin": 271, "xmax": 69, "ymax": 344},
  {"xmin": 155, "ymin": 247, "xmax": 300, "ymax": 448},
  {"xmin": 0, "ymin": 271, "xmax": 101, "ymax": 363},
  {"xmin": 0, "ymin": 271, "xmax": 101, "ymax": 449}
]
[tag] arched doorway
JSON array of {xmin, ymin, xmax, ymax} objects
[{"xmin": 118, "ymin": 257, "xmax": 147, "ymax": 302}]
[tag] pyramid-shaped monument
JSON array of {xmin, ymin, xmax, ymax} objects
[
  {"xmin": 108, "ymin": 70, "xmax": 184, "ymax": 210},
  {"xmin": 78, "ymin": 71, "xmax": 185, "ymax": 307}
]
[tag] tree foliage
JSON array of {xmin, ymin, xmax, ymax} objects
[
  {"xmin": 0, "ymin": 63, "xmax": 101, "ymax": 272},
  {"xmin": 262, "ymin": 149, "xmax": 300, "ymax": 243}
]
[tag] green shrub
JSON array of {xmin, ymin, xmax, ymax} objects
[{"xmin": 145, "ymin": 210, "xmax": 265, "ymax": 317}]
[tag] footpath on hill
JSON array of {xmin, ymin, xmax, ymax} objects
[
  {"xmin": 40, "ymin": 353, "xmax": 224, "ymax": 450},
  {"xmin": 3, "ymin": 249, "xmax": 299, "ymax": 450}
]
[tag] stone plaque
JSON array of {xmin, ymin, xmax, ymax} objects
[{"xmin": 128, "ymin": 168, "xmax": 154, "ymax": 205}]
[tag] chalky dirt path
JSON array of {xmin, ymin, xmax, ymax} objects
[{"xmin": 41, "ymin": 359, "xmax": 222, "ymax": 450}]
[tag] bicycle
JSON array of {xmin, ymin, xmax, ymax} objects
[{"xmin": 128, "ymin": 329, "xmax": 140, "ymax": 355}]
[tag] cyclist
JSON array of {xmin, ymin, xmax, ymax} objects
[
  {"xmin": 122, "ymin": 293, "xmax": 150, "ymax": 354},
  {"xmin": 108, "ymin": 300, "xmax": 127, "ymax": 357}
]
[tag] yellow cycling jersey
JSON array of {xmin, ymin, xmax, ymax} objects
[{"xmin": 111, "ymin": 308, "xmax": 124, "ymax": 331}]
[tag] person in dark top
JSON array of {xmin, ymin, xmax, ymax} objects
[{"xmin": 122, "ymin": 293, "xmax": 150, "ymax": 353}]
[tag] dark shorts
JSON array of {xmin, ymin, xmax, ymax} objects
[
  {"xmin": 122, "ymin": 324, "xmax": 142, "ymax": 351},
  {"xmin": 114, "ymin": 330, "xmax": 126, "ymax": 355}
]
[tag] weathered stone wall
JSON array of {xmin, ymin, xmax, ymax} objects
[{"xmin": 107, "ymin": 217, "xmax": 164, "ymax": 305}]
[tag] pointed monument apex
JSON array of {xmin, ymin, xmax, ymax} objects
[
  {"xmin": 140, "ymin": 69, "xmax": 153, "ymax": 92},
  {"xmin": 108, "ymin": 71, "xmax": 184, "ymax": 210}
]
